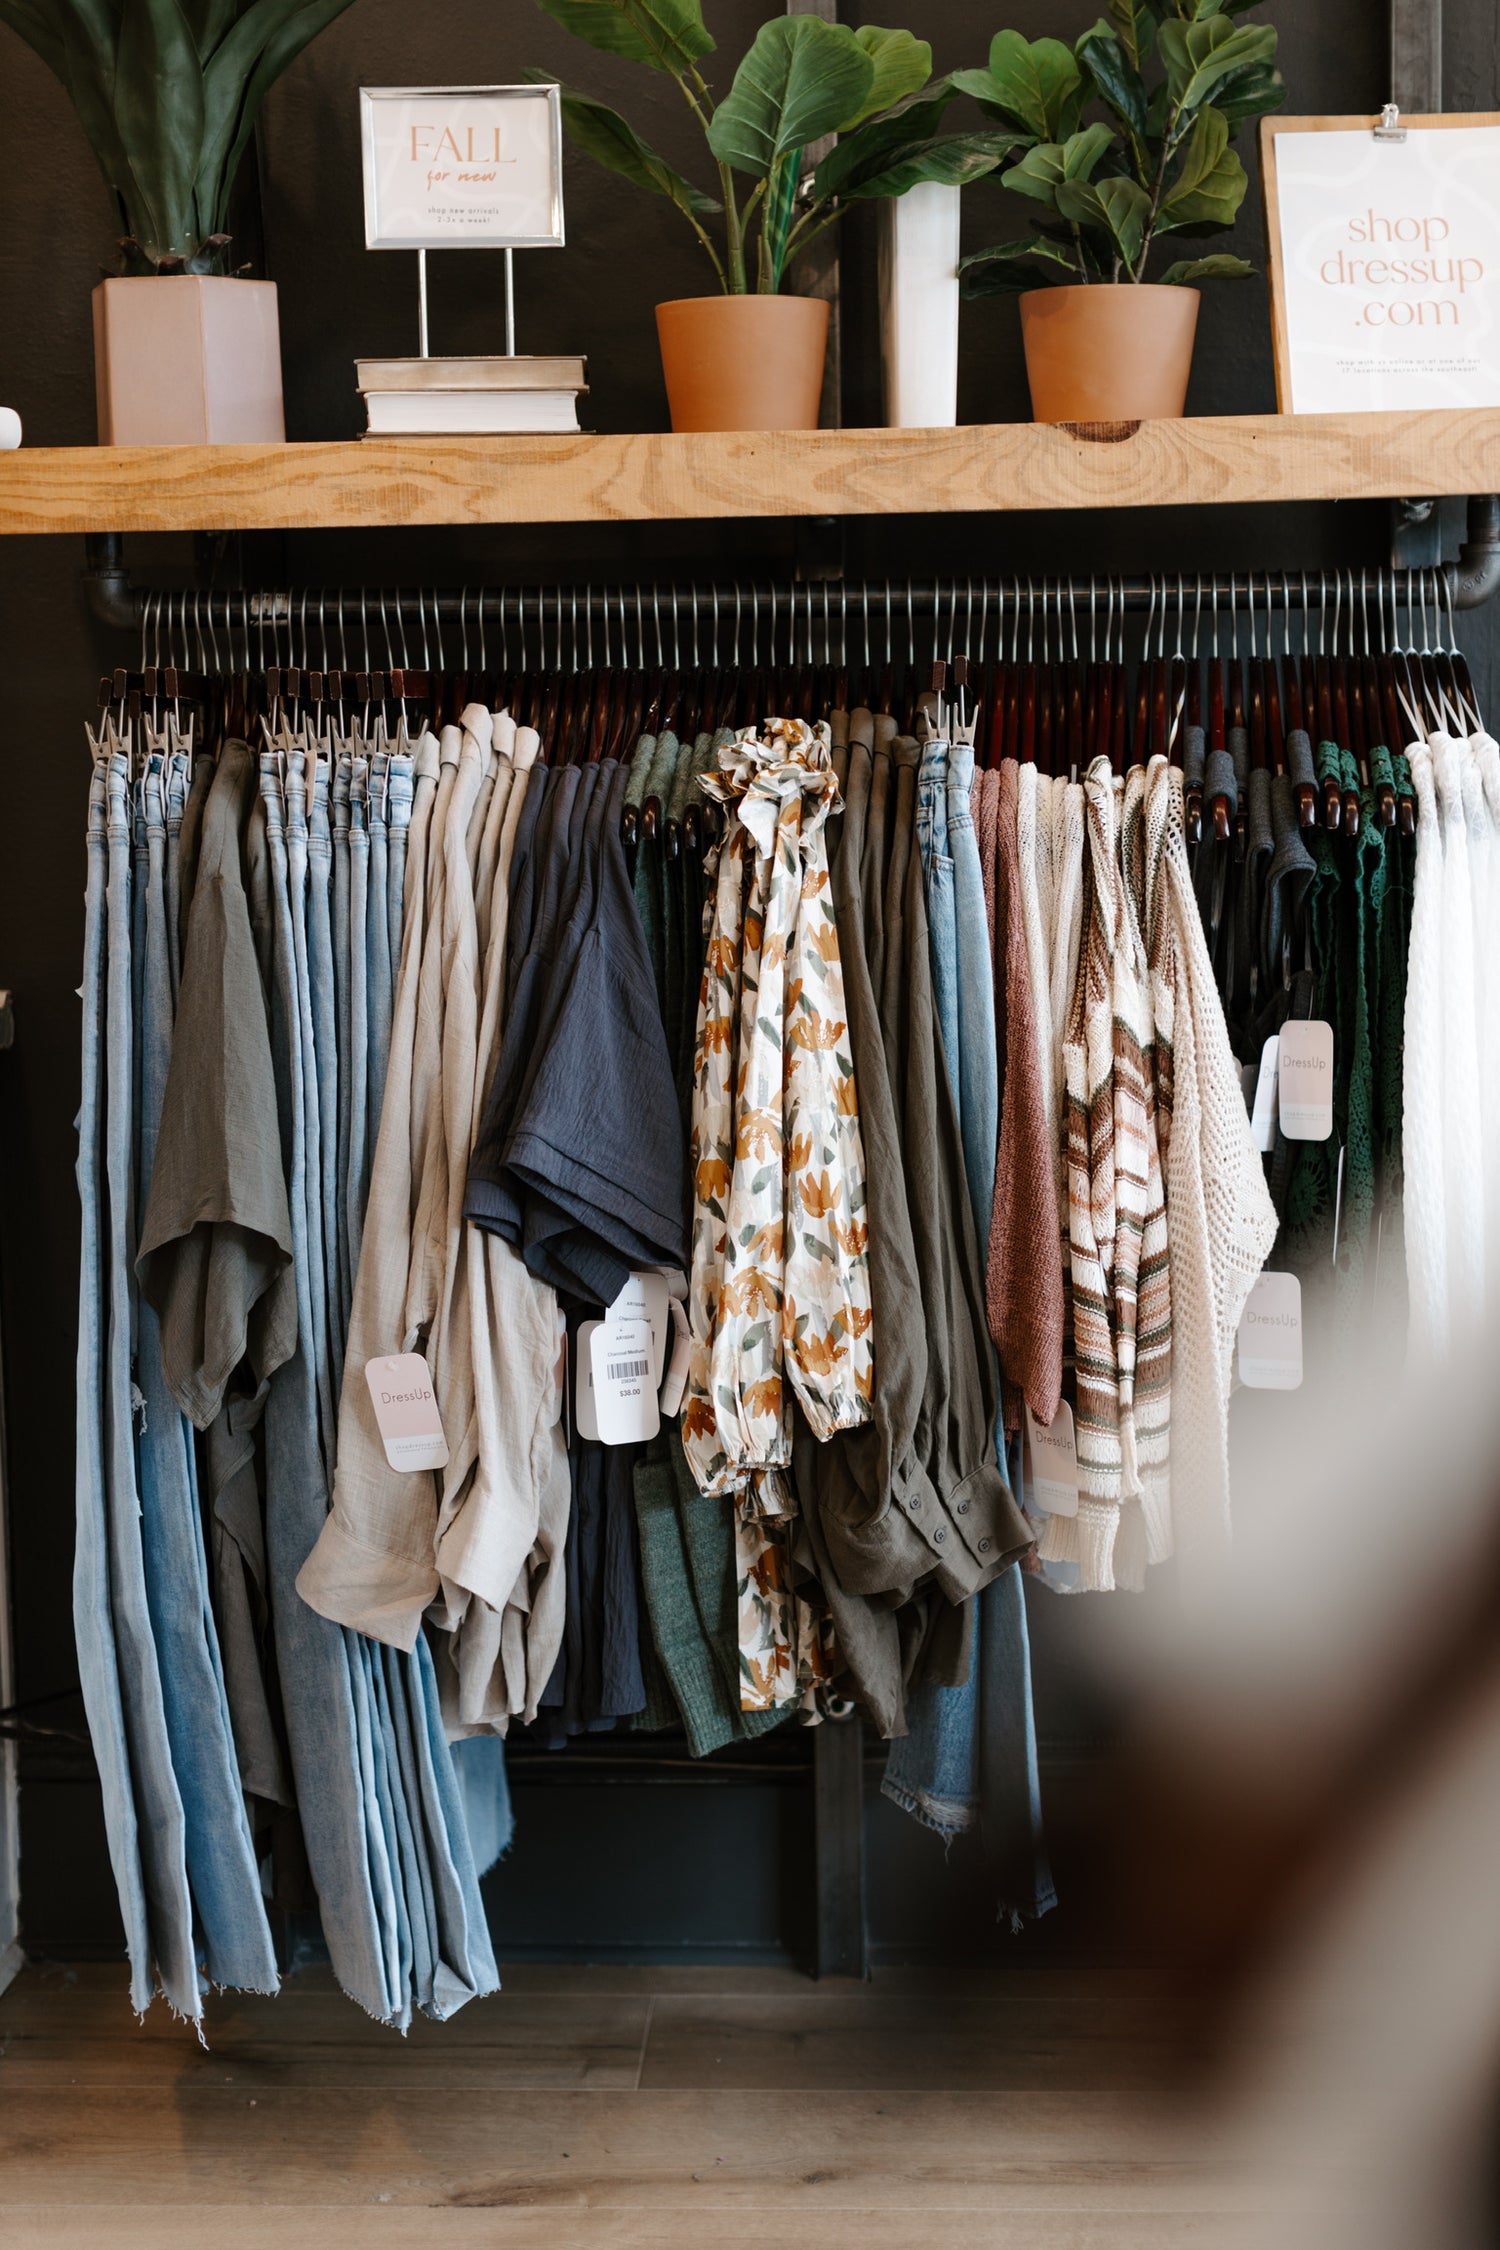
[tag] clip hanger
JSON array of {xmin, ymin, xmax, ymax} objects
[{"xmin": 1373, "ymin": 101, "xmax": 1407, "ymax": 142}]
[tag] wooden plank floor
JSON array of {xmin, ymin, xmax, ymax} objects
[{"xmin": 0, "ymin": 1961, "xmax": 1250, "ymax": 2249}]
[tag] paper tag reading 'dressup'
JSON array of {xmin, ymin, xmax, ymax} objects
[
  {"xmin": 1277, "ymin": 1019, "xmax": 1334, "ymax": 1141},
  {"xmin": 1237, "ymin": 1271, "xmax": 1304, "ymax": 1390},
  {"xmin": 1025, "ymin": 1401, "xmax": 1080, "ymax": 1518},
  {"xmin": 365, "ymin": 1353, "xmax": 449, "ymax": 1472}
]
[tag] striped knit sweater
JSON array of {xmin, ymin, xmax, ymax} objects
[{"xmin": 1041, "ymin": 757, "xmax": 1171, "ymax": 1592}]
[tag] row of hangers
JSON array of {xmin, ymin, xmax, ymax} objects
[{"xmin": 95, "ymin": 570, "xmax": 1481, "ymax": 857}]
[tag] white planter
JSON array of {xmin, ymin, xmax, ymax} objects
[
  {"xmin": 93, "ymin": 276, "xmax": 286, "ymax": 445},
  {"xmin": 879, "ymin": 181, "xmax": 962, "ymax": 428}
]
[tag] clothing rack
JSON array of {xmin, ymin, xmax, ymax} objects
[{"xmin": 86, "ymin": 546, "xmax": 1498, "ymax": 689}]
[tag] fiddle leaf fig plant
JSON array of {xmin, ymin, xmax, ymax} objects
[
  {"xmin": 956, "ymin": 0, "xmax": 1283, "ymax": 297},
  {"xmin": 525, "ymin": 1, "xmax": 1005, "ymax": 294},
  {"xmin": 0, "ymin": 0, "xmax": 360, "ymax": 273}
]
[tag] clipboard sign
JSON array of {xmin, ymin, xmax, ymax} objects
[{"xmin": 1259, "ymin": 113, "xmax": 1500, "ymax": 413}]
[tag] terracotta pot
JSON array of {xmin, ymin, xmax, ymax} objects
[
  {"xmin": 93, "ymin": 276, "xmax": 286, "ymax": 445},
  {"xmin": 655, "ymin": 294, "xmax": 829, "ymax": 433},
  {"xmin": 1018, "ymin": 283, "xmax": 1200, "ymax": 423}
]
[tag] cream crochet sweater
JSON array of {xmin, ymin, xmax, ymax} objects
[{"xmin": 1152, "ymin": 757, "xmax": 1277, "ymax": 1579}]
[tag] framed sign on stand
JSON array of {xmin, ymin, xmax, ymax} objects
[{"xmin": 360, "ymin": 83, "xmax": 564, "ymax": 357}]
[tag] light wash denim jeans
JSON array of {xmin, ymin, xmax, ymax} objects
[
  {"xmin": 346, "ymin": 754, "xmax": 371, "ymax": 1285},
  {"xmin": 307, "ymin": 755, "xmax": 345, "ymax": 1381},
  {"xmin": 944, "ymin": 744, "xmax": 999, "ymax": 1244},
  {"xmin": 134, "ymin": 753, "xmax": 278, "ymax": 1994},
  {"xmin": 365, "ymin": 751, "xmax": 395, "ymax": 1190},
  {"xmin": 887, "ymin": 738, "xmax": 1055, "ymax": 1925},
  {"xmin": 330, "ymin": 756, "xmax": 355, "ymax": 1330},
  {"xmin": 74, "ymin": 758, "xmax": 155, "ymax": 2011},
  {"xmin": 102, "ymin": 750, "xmax": 199, "ymax": 2011},
  {"xmin": 259, "ymin": 750, "xmax": 402, "ymax": 2022},
  {"xmin": 916, "ymin": 738, "xmax": 961, "ymax": 1092},
  {"xmin": 279, "ymin": 748, "xmax": 498, "ymax": 2019}
]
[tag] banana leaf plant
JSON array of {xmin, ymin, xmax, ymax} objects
[
  {"xmin": 525, "ymin": 0, "xmax": 1005, "ymax": 295},
  {"xmin": 0, "ymin": 0, "xmax": 359, "ymax": 272},
  {"xmin": 956, "ymin": 0, "xmax": 1283, "ymax": 299}
]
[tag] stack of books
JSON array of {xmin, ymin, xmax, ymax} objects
[{"xmin": 356, "ymin": 355, "xmax": 588, "ymax": 435}]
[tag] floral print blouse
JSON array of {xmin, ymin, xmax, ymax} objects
[{"xmin": 682, "ymin": 720, "xmax": 875, "ymax": 1712}]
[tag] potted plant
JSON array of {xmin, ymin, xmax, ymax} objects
[
  {"xmin": 525, "ymin": 1, "xmax": 1002, "ymax": 432},
  {"xmin": 956, "ymin": 3, "xmax": 1283, "ymax": 423},
  {"xmin": 0, "ymin": 0, "xmax": 359, "ymax": 444}
]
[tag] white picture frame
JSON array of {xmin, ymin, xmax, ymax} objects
[{"xmin": 361, "ymin": 84, "xmax": 565, "ymax": 252}]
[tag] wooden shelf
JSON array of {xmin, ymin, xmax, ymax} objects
[{"xmin": 1, "ymin": 410, "xmax": 1497, "ymax": 536}]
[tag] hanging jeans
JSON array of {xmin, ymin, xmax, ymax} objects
[
  {"xmin": 99, "ymin": 748, "xmax": 201, "ymax": 2011},
  {"xmin": 275, "ymin": 749, "xmax": 498, "ymax": 2022},
  {"xmin": 74, "ymin": 756, "xmax": 158, "ymax": 2013},
  {"xmin": 885, "ymin": 737, "xmax": 1055, "ymax": 1925},
  {"xmin": 133, "ymin": 751, "xmax": 278, "ymax": 1995}
]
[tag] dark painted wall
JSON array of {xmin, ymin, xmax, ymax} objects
[{"xmin": 1, "ymin": 1, "xmax": 1495, "ymax": 1963}]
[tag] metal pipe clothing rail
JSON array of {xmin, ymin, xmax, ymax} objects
[{"xmin": 82, "ymin": 506, "xmax": 1500, "ymax": 670}]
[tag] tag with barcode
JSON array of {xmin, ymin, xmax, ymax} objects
[{"xmin": 589, "ymin": 1274, "xmax": 664, "ymax": 1445}]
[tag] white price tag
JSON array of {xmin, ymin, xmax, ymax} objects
[
  {"xmin": 1251, "ymin": 1034, "xmax": 1280, "ymax": 1153},
  {"xmin": 1025, "ymin": 1401, "xmax": 1080, "ymax": 1517},
  {"xmin": 659, "ymin": 1296, "xmax": 693, "ymax": 1420},
  {"xmin": 1278, "ymin": 1019, "xmax": 1334, "ymax": 1140},
  {"xmin": 574, "ymin": 1321, "xmax": 600, "ymax": 1443},
  {"xmin": 364, "ymin": 1353, "xmax": 449, "ymax": 1472},
  {"xmin": 1237, "ymin": 1271, "xmax": 1304, "ymax": 1389},
  {"xmin": 590, "ymin": 1275, "xmax": 663, "ymax": 1446}
]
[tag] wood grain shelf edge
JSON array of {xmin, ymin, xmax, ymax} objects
[{"xmin": 0, "ymin": 408, "xmax": 1496, "ymax": 535}]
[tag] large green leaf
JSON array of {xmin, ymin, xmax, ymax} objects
[
  {"xmin": 810, "ymin": 77, "xmax": 958, "ymax": 199},
  {"xmin": 841, "ymin": 24, "xmax": 930, "ymax": 126},
  {"xmin": 952, "ymin": 31, "xmax": 1082, "ymax": 140},
  {"xmin": 199, "ymin": 0, "xmax": 358, "ymax": 239},
  {"xmin": 958, "ymin": 232, "xmax": 1080, "ymax": 295},
  {"xmin": 1002, "ymin": 122, "xmax": 1116, "ymax": 210},
  {"xmin": 531, "ymin": 0, "xmax": 713, "ymax": 79},
  {"xmin": 37, "ymin": 0, "xmax": 158, "ymax": 251},
  {"xmin": 1055, "ymin": 171, "xmax": 1151, "ymax": 267},
  {"xmin": 1105, "ymin": 0, "xmax": 1157, "ymax": 69},
  {"xmin": 114, "ymin": 0, "xmax": 205, "ymax": 259},
  {"xmin": 1075, "ymin": 20, "xmax": 1147, "ymax": 138},
  {"xmin": 831, "ymin": 128, "xmax": 1007, "ymax": 201},
  {"xmin": 538, "ymin": 75, "xmax": 719, "ymax": 219},
  {"xmin": 1158, "ymin": 251, "xmax": 1254, "ymax": 282},
  {"xmin": 1156, "ymin": 15, "xmax": 1276, "ymax": 117},
  {"xmin": 1158, "ymin": 105, "xmax": 1246, "ymax": 228},
  {"xmin": 182, "ymin": 0, "xmax": 244, "ymax": 55},
  {"xmin": 707, "ymin": 16, "xmax": 873, "ymax": 178},
  {"xmin": 1212, "ymin": 57, "xmax": 1284, "ymax": 129}
]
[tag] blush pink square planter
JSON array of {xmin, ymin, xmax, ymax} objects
[{"xmin": 93, "ymin": 275, "xmax": 286, "ymax": 445}]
